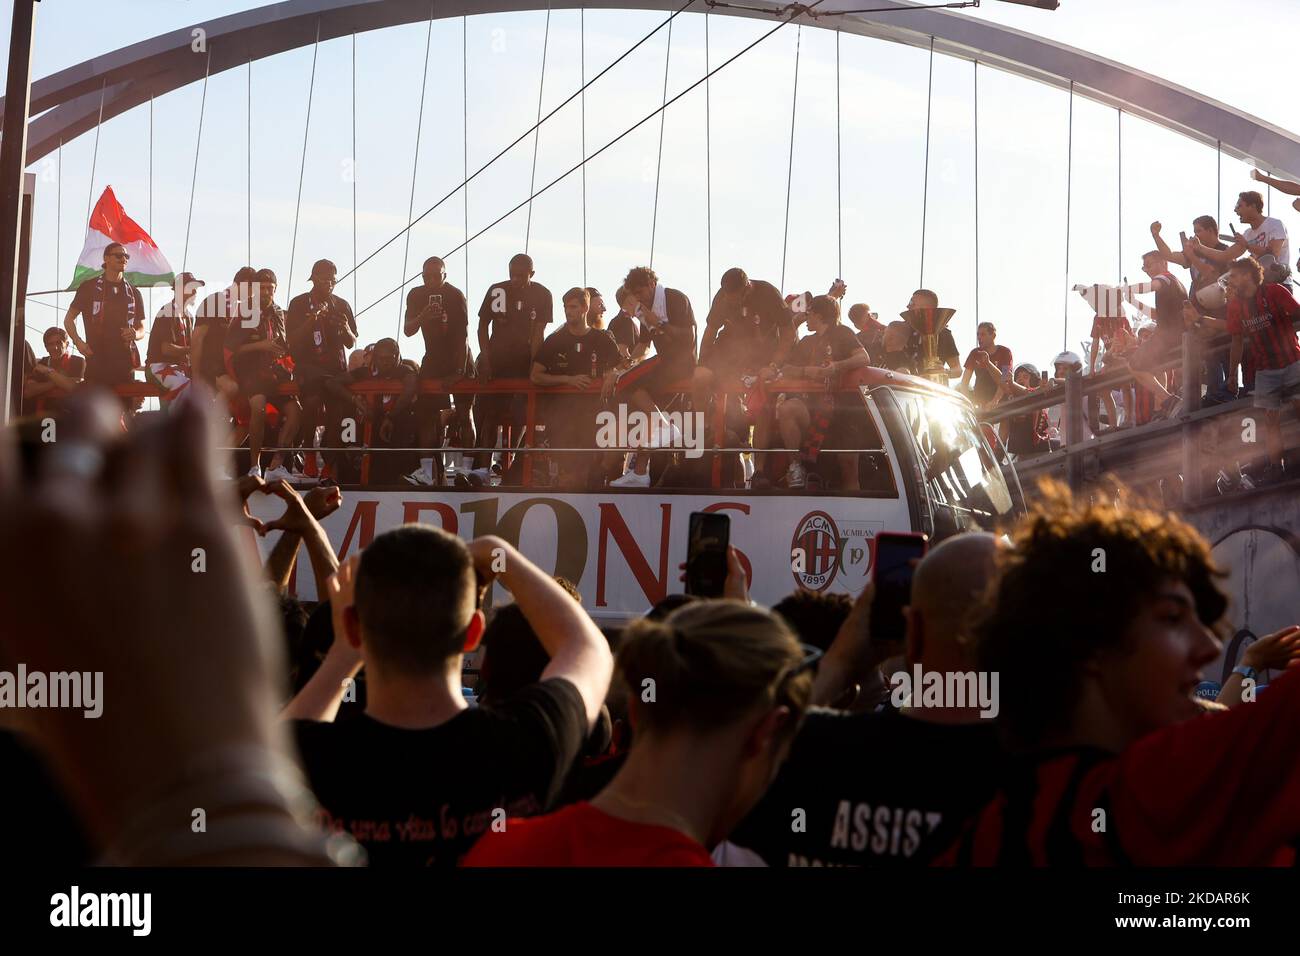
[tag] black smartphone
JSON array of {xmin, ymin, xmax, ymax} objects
[
  {"xmin": 685, "ymin": 511, "xmax": 730, "ymax": 598},
  {"xmin": 869, "ymin": 531, "xmax": 929, "ymax": 643}
]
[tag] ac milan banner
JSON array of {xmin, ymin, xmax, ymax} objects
[{"xmin": 248, "ymin": 490, "xmax": 912, "ymax": 620}]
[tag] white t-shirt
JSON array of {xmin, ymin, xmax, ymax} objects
[{"xmin": 1244, "ymin": 217, "xmax": 1290, "ymax": 269}]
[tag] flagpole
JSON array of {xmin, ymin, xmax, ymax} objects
[{"xmin": 1, "ymin": 0, "xmax": 38, "ymax": 426}]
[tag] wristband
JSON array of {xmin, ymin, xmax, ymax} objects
[{"xmin": 1232, "ymin": 664, "xmax": 1258, "ymax": 682}]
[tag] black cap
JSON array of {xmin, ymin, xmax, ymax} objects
[{"xmin": 309, "ymin": 259, "xmax": 338, "ymax": 281}]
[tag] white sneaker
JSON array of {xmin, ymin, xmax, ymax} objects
[
  {"xmin": 404, "ymin": 467, "xmax": 437, "ymax": 487},
  {"xmin": 264, "ymin": 465, "xmax": 293, "ymax": 483},
  {"xmin": 247, "ymin": 465, "xmax": 263, "ymax": 480},
  {"xmin": 610, "ymin": 470, "xmax": 651, "ymax": 488},
  {"xmin": 785, "ymin": 460, "xmax": 807, "ymax": 489}
]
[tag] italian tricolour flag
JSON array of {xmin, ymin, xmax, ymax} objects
[{"xmin": 68, "ymin": 186, "xmax": 174, "ymax": 290}]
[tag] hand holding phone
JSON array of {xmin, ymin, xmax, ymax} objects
[
  {"xmin": 685, "ymin": 511, "xmax": 730, "ymax": 598},
  {"xmin": 868, "ymin": 531, "xmax": 928, "ymax": 644}
]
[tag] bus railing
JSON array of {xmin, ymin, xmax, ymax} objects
[{"xmin": 33, "ymin": 375, "xmax": 898, "ymax": 491}]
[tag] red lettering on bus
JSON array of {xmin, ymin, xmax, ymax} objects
[
  {"xmin": 597, "ymin": 502, "xmax": 672, "ymax": 607},
  {"xmin": 338, "ymin": 500, "xmax": 380, "ymax": 559},
  {"xmin": 402, "ymin": 501, "xmax": 459, "ymax": 533}
]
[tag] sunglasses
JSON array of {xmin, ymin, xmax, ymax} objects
[{"xmin": 107, "ymin": 252, "xmax": 130, "ymax": 261}]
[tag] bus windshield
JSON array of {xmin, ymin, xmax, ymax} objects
[{"xmin": 889, "ymin": 387, "xmax": 1017, "ymax": 528}]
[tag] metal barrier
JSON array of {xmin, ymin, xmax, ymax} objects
[{"xmin": 979, "ymin": 327, "xmax": 1300, "ymax": 506}]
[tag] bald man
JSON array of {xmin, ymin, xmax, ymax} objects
[{"xmin": 728, "ymin": 533, "xmax": 1007, "ymax": 867}]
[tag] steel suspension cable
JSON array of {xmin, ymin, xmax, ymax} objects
[
  {"xmin": 705, "ymin": 12, "xmax": 712, "ymax": 287},
  {"xmin": 780, "ymin": 25, "xmax": 802, "ymax": 292},
  {"xmin": 1063, "ymin": 80, "xmax": 1074, "ymax": 352},
  {"xmin": 286, "ymin": 20, "xmax": 321, "ymax": 303},
  {"xmin": 919, "ymin": 35, "xmax": 933, "ymax": 289},
  {"xmin": 337, "ymin": 0, "xmax": 698, "ymax": 288},
  {"xmin": 836, "ymin": 29, "xmax": 842, "ymax": 280},
  {"xmin": 581, "ymin": 6, "xmax": 587, "ymax": 284},
  {"xmin": 247, "ymin": 58, "xmax": 252, "ymax": 266},
  {"xmin": 650, "ymin": 14, "xmax": 675, "ymax": 268},
  {"xmin": 399, "ymin": 3, "xmax": 437, "ymax": 336},
  {"xmin": 525, "ymin": 2, "xmax": 553, "ymax": 253},
  {"xmin": 353, "ymin": 32, "xmax": 359, "ymax": 308},
  {"xmin": 85, "ymin": 79, "xmax": 106, "ymax": 226},
  {"xmin": 463, "ymin": 16, "xmax": 470, "ymax": 293},
  {"xmin": 973, "ymin": 60, "xmax": 978, "ymax": 326},
  {"xmin": 353, "ymin": 0, "xmax": 829, "ymax": 320},
  {"xmin": 182, "ymin": 51, "xmax": 211, "ymax": 277}
]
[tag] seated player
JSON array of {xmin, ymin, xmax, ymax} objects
[
  {"xmin": 225, "ymin": 268, "xmax": 302, "ymax": 481},
  {"xmin": 351, "ymin": 337, "xmax": 421, "ymax": 485},
  {"xmin": 24, "ymin": 327, "xmax": 86, "ymax": 416},
  {"xmin": 774, "ymin": 295, "xmax": 871, "ymax": 490},
  {"xmin": 145, "ymin": 271, "xmax": 203, "ymax": 409},
  {"xmin": 531, "ymin": 288, "xmax": 622, "ymax": 490}
]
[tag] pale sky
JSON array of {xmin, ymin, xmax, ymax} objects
[{"xmin": 6, "ymin": 0, "xmax": 1299, "ymax": 375}]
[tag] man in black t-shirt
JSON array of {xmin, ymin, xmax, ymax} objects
[
  {"xmin": 531, "ymin": 288, "xmax": 623, "ymax": 490},
  {"xmin": 875, "ymin": 321, "xmax": 920, "ymax": 375},
  {"xmin": 731, "ymin": 534, "xmax": 1006, "ymax": 867},
  {"xmin": 288, "ymin": 259, "xmax": 359, "ymax": 481},
  {"xmin": 24, "ymin": 327, "xmax": 86, "ymax": 415},
  {"xmin": 474, "ymin": 253, "xmax": 554, "ymax": 472},
  {"xmin": 695, "ymin": 267, "xmax": 795, "ymax": 416},
  {"xmin": 772, "ymin": 295, "xmax": 869, "ymax": 490},
  {"xmin": 350, "ymin": 338, "xmax": 420, "ymax": 484},
  {"xmin": 192, "ymin": 266, "xmax": 257, "ymax": 406},
  {"xmin": 290, "ymin": 527, "xmax": 612, "ymax": 866},
  {"xmin": 226, "ymin": 268, "xmax": 302, "ymax": 480},
  {"xmin": 63, "ymin": 243, "xmax": 146, "ymax": 403},
  {"xmin": 402, "ymin": 256, "xmax": 470, "ymax": 487}
]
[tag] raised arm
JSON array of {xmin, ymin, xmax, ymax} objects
[
  {"xmin": 279, "ymin": 556, "xmax": 363, "ymax": 723},
  {"xmin": 1150, "ymin": 222, "xmax": 1188, "ymax": 268},
  {"xmin": 1251, "ymin": 169, "xmax": 1300, "ymax": 197},
  {"xmin": 470, "ymin": 535, "xmax": 613, "ymax": 729}
]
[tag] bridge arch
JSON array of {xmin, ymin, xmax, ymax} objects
[{"xmin": 5, "ymin": 0, "xmax": 1300, "ymax": 179}]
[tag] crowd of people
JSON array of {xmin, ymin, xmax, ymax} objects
[
  {"xmin": 17, "ymin": 171, "xmax": 1300, "ymax": 490},
  {"xmin": 3, "ymin": 391, "xmax": 1299, "ymax": 867}
]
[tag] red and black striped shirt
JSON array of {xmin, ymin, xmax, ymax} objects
[
  {"xmin": 1227, "ymin": 284, "xmax": 1300, "ymax": 372},
  {"xmin": 936, "ymin": 667, "xmax": 1300, "ymax": 866}
]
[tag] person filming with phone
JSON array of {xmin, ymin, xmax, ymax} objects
[
  {"xmin": 403, "ymin": 256, "xmax": 469, "ymax": 487},
  {"xmin": 728, "ymin": 532, "xmax": 1007, "ymax": 867}
]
